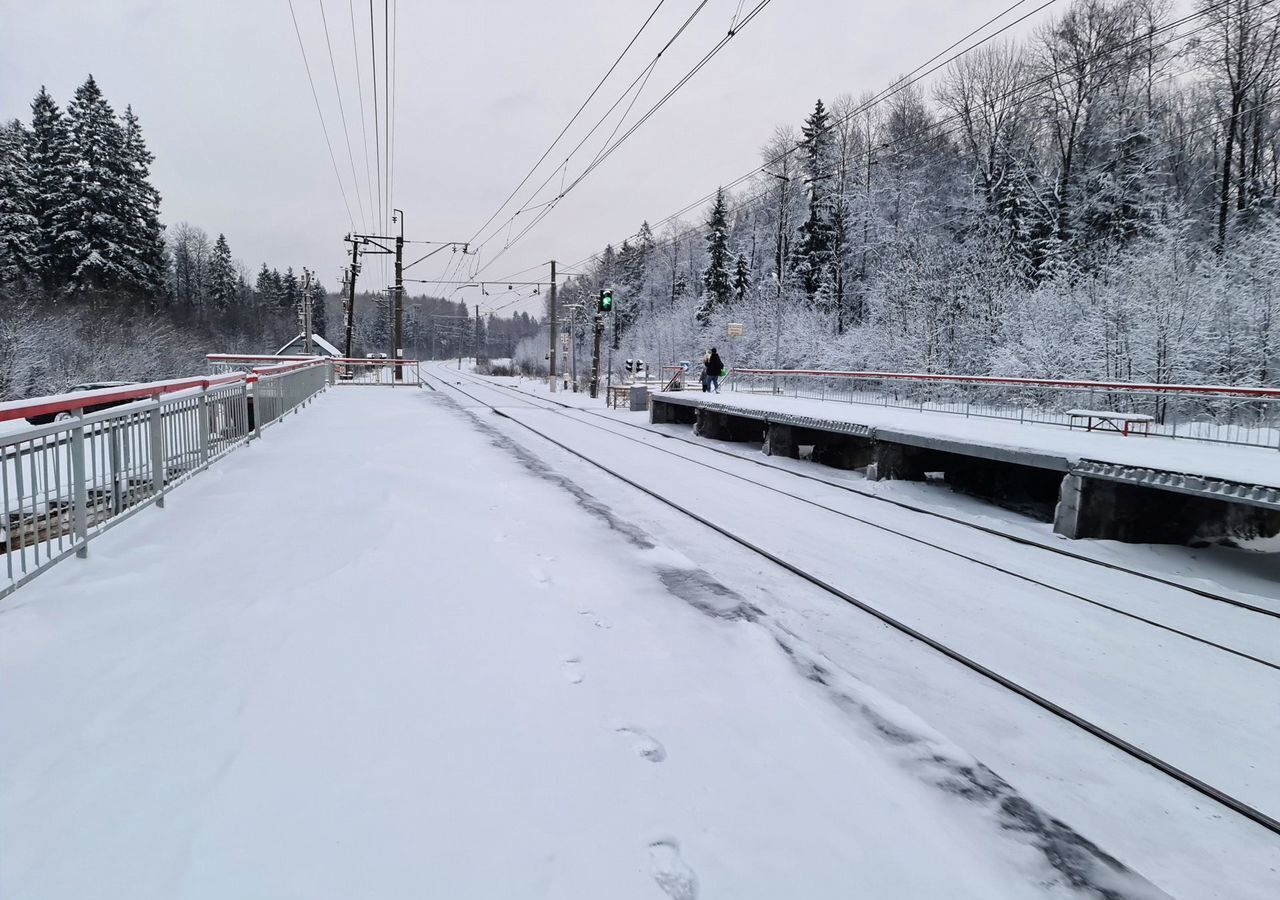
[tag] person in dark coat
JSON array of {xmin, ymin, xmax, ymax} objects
[{"xmin": 705, "ymin": 347, "xmax": 725, "ymax": 393}]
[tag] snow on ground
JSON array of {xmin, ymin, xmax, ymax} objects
[
  {"xmin": 647, "ymin": 382, "xmax": 1280, "ymax": 488},
  {"xmin": 494, "ymin": 373, "xmax": 1280, "ymax": 607},
  {"xmin": 432, "ymin": 366, "xmax": 1280, "ymax": 900},
  {"xmin": 0, "ymin": 388, "xmax": 1172, "ymax": 900}
]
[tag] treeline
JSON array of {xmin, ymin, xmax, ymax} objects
[
  {"xmin": 338, "ymin": 291, "xmax": 541, "ymax": 362},
  {"xmin": 0, "ymin": 76, "xmax": 325, "ymax": 398},
  {"xmin": 568, "ymin": 0, "xmax": 1280, "ymax": 388}
]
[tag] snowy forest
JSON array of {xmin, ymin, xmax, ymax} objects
[
  {"xmin": 0, "ymin": 76, "xmax": 542, "ymax": 399},
  {"xmin": 0, "ymin": 76, "xmax": 335, "ymax": 398},
  {"xmin": 564, "ymin": 0, "xmax": 1280, "ymax": 388}
]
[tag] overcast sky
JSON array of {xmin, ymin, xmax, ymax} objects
[{"xmin": 1, "ymin": 0, "xmax": 1058, "ymax": 315}]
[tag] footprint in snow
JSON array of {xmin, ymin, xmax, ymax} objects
[
  {"xmin": 561, "ymin": 657, "xmax": 584, "ymax": 684},
  {"xmin": 649, "ymin": 839, "xmax": 698, "ymax": 899},
  {"xmin": 616, "ymin": 727, "xmax": 666, "ymax": 762}
]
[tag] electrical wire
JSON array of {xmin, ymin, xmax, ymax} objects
[
  {"xmin": 320, "ymin": 0, "xmax": 368, "ymax": 231},
  {"xmin": 465, "ymin": 0, "xmax": 673, "ymax": 246},
  {"xmin": 287, "ymin": 0, "xmax": 357, "ymax": 229},
  {"xmin": 369, "ymin": 0, "xmax": 384, "ymax": 240},
  {"xmin": 467, "ymin": 0, "xmax": 714, "ymax": 259},
  {"xmin": 350, "ymin": 0, "xmax": 377, "ymax": 234}
]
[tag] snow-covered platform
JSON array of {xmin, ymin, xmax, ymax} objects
[
  {"xmin": 1, "ymin": 388, "xmax": 1168, "ymax": 899},
  {"xmin": 652, "ymin": 390, "xmax": 1280, "ymax": 541}
]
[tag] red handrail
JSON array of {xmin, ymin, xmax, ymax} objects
[
  {"xmin": 729, "ymin": 368, "xmax": 1280, "ymax": 400},
  {"xmin": 207, "ymin": 353, "xmax": 317, "ymax": 363},
  {"xmin": 0, "ymin": 374, "xmax": 249, "ymax": 424}
]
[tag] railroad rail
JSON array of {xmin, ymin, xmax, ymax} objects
[
  {"xmin": 447, "ymin": 367, "xmax": 1279, "ymax": 618},
  {"xmin": 428, "ymin": 365, "xmax": 1280, "ymax": 837}
]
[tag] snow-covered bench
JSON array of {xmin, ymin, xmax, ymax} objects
[{"xmin": 1065, "ymin": 409, "xmax": 1154, "ymax": 437}]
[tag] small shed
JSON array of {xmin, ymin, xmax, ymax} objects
[{"xmin": 275, "ymin": 333, "xmax": 343, "ymax": 358}]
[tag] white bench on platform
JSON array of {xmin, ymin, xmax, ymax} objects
[{"xmin": 1066, "ymin": 409, "xmax": 1154, "ymax": 437}]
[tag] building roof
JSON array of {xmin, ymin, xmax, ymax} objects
[{"xmin": 275, "ymin": 334, "xmax": 343, "ymax": 357}]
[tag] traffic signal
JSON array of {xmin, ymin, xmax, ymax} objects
[{"xmin": 598, "ymin": 288, "xmax": 613, "ymax": 312}]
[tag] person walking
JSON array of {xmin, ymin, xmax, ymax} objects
[{"xmin": 706, "ymin": 347, "xmax": 725, "ymax": 393}]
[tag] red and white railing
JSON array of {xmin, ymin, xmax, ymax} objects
[
  {"xmin": 698, "ymin": 368, "xmax": 1280, "ymax": 450},
  {"xmin": 1, "ymin": 360, "xmax": 330, "ymax": 598},
  {"xmin": 206, "ymin": 354, "xmax": 423, "ymax": 386}
]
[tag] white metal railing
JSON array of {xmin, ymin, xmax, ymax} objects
[
  {"xmin": 0, "ymin": 360, "xmax": 328, "ymax": 598},
  {"xmin": 207, "ymin": 354, "xmax": 423, "ymax": 387},
  {"xmin": 719, "ymin": 369, "xmax": 1280, "ymax": 450}
]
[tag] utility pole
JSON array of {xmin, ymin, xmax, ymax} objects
[
  {"xmin": 343, "ymin": 236, "xmax": 361, "ymax": 363},
  {"xmin": 589, "ymin": 311, "xmax": 604, "ymax": 399},
  {"xmin": 548, "ymin": 260, "xmax": 558, "ymax": 393},
  {"xmin": 301, "ymin": 268, "xmax": 314, "ymax": 354},
  {"xmin": 393, "ymin": 210, "xmax": 405, "ymax": 381},
  {"xmin": 475, "ymin": 304, "xmax": 483, "ymax": 366}
]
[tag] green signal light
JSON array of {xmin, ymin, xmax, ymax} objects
[{"xmin": 598, "ymin": 289, "xmax": 614, "ymax": 312}]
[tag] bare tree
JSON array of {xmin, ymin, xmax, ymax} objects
[{"xmin": 1196, "ymin": 0, "xmax": 1280, "ymax": 250}]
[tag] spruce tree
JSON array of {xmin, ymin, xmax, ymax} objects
[
  {"xmin": 699, "ymin": 187, "xmax": 734, "ymax": 324},
  {"xmin": 27, "ymin": 87, "xmax": 71, "ymax": 298},
  {"xmin": 280, "ymin": 267, "xmax": 299, "ymax": 313},
  {"xmin": 208, "ymin": 233, "xmax": 237, "ymax": 314},
  {"xmin": 311, "ymin": 284, "xmax": 328, "ymax": 338},
  {"xmin": 0, "ymin": 119, "xmax": 38, "ymax": 288},
  {"xmin": 119, "ymin": 105, "xmax": 167, "ymax": 298},
  {"xmin": 55, "ymin": 75, "xmax": 132, "ymax": 297},
  {"xmin": 794, "ymin": 99, "xmax": 836, "ymax": 300},
  {"xmin": 732, "ymin": 252, "xmax": 751, "ymax": 303}
]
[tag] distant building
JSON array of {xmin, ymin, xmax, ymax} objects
[{"xmin": 275, "ymin": 333, "xmax": 343, "ymax": 358}]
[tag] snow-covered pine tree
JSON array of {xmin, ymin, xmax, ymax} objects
[
  {"xmin": 119, "ymin": 105, "xmax": 167, "ymax": 298},
  {"xmin": 311, "ymin": 283, "xmax": 328, "ymax": 338},
  {"xmin": 207, "ymin": 233, "xmax": 237, "ymax": 315},
  {"xmin": 793, "ymin": 99, "xmax": 836, "ymax": 301},
  {"xmin": 0, "ymin": 119, "xmax": 38, "ymax": 288},
  {"xmin": 699, "ymin": 187, "xmax": 733, "ymax": 324},
  {"xmin": 27, "ymin": 87, "xmax": 71, "ymax": 299},
  {"xmin": 732, "ymin": 252, "xmax": 751, "ymax": 303},
  {"xmin": 280, "ymin": 267, "xmax": 299, "ymax": 313},
  {"xmin": 55, "ymin": 75, "xmax": 132, "ymax": 299}
]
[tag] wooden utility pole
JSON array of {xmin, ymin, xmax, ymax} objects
[
  {"xmin": 343, "ymin": 236, "xmax": 361, "ymax": 362},
  {"xmin": 548, "ymin": 259, "xmax": 558, "ymax": 393},
  {"xmin": 393, "ymin": 210, "xmax": 405, "ymax": 380},
  {"xmin": 301, "ymin": 268, "xmax": 314, "ymax": 354}
]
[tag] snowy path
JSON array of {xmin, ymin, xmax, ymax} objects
[
  {"xmin": 0, "ymin": 388, "xmax": 1171, "ymax": 900},
  {"xmin": 430, "ymin": 365, "xmax": 1280, "ymax": 900}
]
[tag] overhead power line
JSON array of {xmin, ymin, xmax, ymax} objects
[
  {"xmin": 287, "ymin": 0, "xmax": 357, "ymax": 228},
  {"xmin": 468, "ymin": 0, "xmax": 769, "ymax": 283},
  {"xmin": 350, "ymin": 0, "xmax": 377, "ymax": 234},
  {"xmin": 320, "ymin": 0, "xmax": 367, "ymax": 231},
  {"xmin": 465, "ymin": 0, "xmax": 674, "ymax": 247},
  {"xmin": 369, "ymin": 0, "xmax": 383, "ymax": 238}
]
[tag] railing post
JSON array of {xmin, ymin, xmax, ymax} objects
[
  {"xmin": 251, "ymin": 378, "xmax": 262, "ymax": 439},
  {"xmin": 108, "ymin": 423, "xmax": 123, "ymax": 514},
  {"xmin": 327, "ymin": 362, "xmax": 336, "ymax": 387},
  {"xmin": 69, "ymin": 408, "xmax": 89, "ymax": 559},
  {"xmin": 149, "ymin": 394, "xmax": 166, "ymax": 508},
  {"xmin": 197, "ymin": 390, "xmax": 211, "ymax": 466}
]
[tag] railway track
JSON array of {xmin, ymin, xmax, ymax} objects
[
  {"xmin": 454, "ymin": 368, "xmax": 1280, "ymax": 621},
  {"xmin": 426, "ymin": 364, "xmax": 1280, "ymax": 838}
]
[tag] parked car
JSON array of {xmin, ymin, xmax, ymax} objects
[
  {"xmin": 25, "ymin": 382, "xmax": 138, "ymax": 425},
  {"xmin": 366, "ymin": 352, "xmax": 388, "ymax": 360}
]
